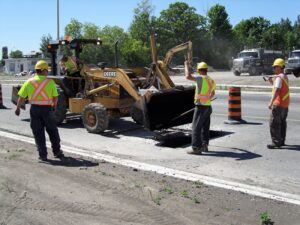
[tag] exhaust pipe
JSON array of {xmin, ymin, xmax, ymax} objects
[{"xmin": 114, "ymin": 40, "xmax": 119, "ymax": 68}]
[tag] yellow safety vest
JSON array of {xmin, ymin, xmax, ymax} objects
[
  {"xmin": 65, "ymin": 57, "xmax": 78, "ymax": 74},
  {"xmin": 194, "ymin": 75, "xmax": 215, "ymax": 106},
  {"xmin": 29, "ymin": 78, "xmax": 53, "ymax": 105}
]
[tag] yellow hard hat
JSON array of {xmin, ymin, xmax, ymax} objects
[
  {"xmin": 272, "ymin": 58, "xmax": 285, "ymax": 68},
  {"xmin": 197, "ymin": 62, "xmax": 208, "ymax": 70},
  {"xmin": 35, "ymin": 60, "xmax": 49, "ymax": 70}
]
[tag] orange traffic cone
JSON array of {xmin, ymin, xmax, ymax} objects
[{"xmin": 224, "ymin": 87, "xmax": 246, "ymax": 124}]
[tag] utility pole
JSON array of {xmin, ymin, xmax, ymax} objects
[
  {"xmin": 56, "ymin": 0, "xmax": 60, "ymax": 75},
  {"xmin": 57, "ymin": 0, "xmax": 60, "ymax": 40}
]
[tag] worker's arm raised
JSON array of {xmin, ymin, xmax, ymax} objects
[{"xmin": 184, "ymin": 61, "xmax": 195, "ymax": 81}]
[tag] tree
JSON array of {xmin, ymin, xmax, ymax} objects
[
  {"xmin": 234, "ymin": 17, "xmax": 270, "ymax": 49},
  {"xmin": 129, "ymin": 0, "xmax": 156, "ymax": 45},
  {"xmin": 293, "ymin": 15, "xmax": 300, "ymax": 49},
  {"xmin": 156, "ymin": 2, "xmax": 205, "ymax": 54},
  {"xmin": 64, "ymin": 18, "xmax": 83, "ymax": 39},
  {"xmin": 10, "ymin": 50, "xmax": 23, "ymax": 58},
  {"xmin": 262, "ymin": 19, "xmax": 295, "ymax": 53},
  {"xmin": 206, "ymin": 4, "xmax": 234, "ymax": 68},
  {"xmin": 40, "ymin": 34, "xmax": 53, "ymax": 58}
]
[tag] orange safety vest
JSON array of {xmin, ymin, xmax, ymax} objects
[
  {"xmin": 194, "ymin": 76, "xmax": 215, "ymax": 106},
  {"xmin": 29, "ymin": 78, "xmax": 53, "ymax": 105},
  {"xmin": 273, "ymin": 74, "xmax": 290, "ymax": 108}
]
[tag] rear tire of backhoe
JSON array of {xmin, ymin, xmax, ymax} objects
[
  {"xmin": 233, "ymin": 71, "xmax": 240, "ymax": 76},
  {"xmin": 54, "ymin": 89, "xmax": 67, "ymax": 125},
  {"xmin": 131, "ymin": 105, "xmax": 144, "ymax": 125},
  {"xmin": 82, "ymin": 103, "xmax": 109, "ymax": 133}
]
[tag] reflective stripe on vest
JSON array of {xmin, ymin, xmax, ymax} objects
[
  {"xmin": 194, "ymin": 76, "xmax": 214, "ymax": 105},
  {"xmin": 29, "ymin": 78, "xmax": 53, "ymax": 105},
  {"xmin": 281, "ymin": 78, "xmax": 289, "ymax": 100}
]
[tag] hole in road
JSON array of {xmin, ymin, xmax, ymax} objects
[{"xmin": 155, "ymin": 130, "xmax": 233, "ymax": 148}]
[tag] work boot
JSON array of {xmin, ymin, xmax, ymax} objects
[
  {"xmin": 187, "ymin": 147, "xmax": 202, "ymax": 155},
  {"xmin": 54, "ymin": 151, "xmax": 65, "ymax": 159},
  {"xmin": 38, "ymin": 156, "xmax": 48, "ymax": 162},
  {"xmin": 267, "ymin": 144, "xmax": 281, "ymax": 149},
  {"xmin": 202, "ymin": 144, "xmax": 208, "ymax": 152}
]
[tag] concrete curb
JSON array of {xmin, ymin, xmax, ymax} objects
[{"xmin": 175, "ymin": 83, "xmax": 300, "ymax": 93}]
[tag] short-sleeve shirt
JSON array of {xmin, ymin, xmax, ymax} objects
[
  {"xmin": 274, "ymin": 77, "xmax": 282, "ymax": 89},
  {"xmin": 18, "ymin": 75, "xmax": 58, "ymax": 100}
]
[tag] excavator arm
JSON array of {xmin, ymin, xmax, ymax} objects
[
  {"xmin": 148, "ymin": 34, "xmax": 193, "ymax": 90},
  {"xmin": 163, "ymin": 41, "xmax": 193, "ymax": 67}
]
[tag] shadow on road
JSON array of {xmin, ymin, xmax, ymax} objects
[
  {"xmin": 39, "ymin": 156, "xmax": 99, "ymax": 167},
  {"xmin": 243, "ymin": 121, "xmax": 263, "ymax": 125},
  {"xmin": 202, "ymin": 147, "xmax": 262, "ymax": 161},
  {"xmin": 281, "ymin": 145, "xmax": 300, "ymax": 151}
]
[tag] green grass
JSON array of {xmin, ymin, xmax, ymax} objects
[
  {"xmin": 260, "ymin": 211, "xmax": 271, "ymax": 224},
  {"xmin": 16, "ymin": 148, "xmax": 26, "ymax": 152},
  {"xmin": 153, "ymin": 197, "xmax": 162, "ymax": 205},
  {"xmin": 193, "ymin": 180, "xmax": 203, "ymax": 188},
  {"xmin": 163, "ymin": 187, "xmax": 174, "ymax": 194},
  {"xmin": 180, "ymin": 190, "xmax": 189, "ymax": 198},
  {"xmin": 6, "ymin": 154, "xmax": 20, "ymax": 160},
  {"xmin": 192, "ymin": 196, "xmax": 200, "ymax": 204}
]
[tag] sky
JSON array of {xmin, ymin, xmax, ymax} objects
[{"xmin": 0, "ymin": 0, "xmax": 299, "ymax": 56}]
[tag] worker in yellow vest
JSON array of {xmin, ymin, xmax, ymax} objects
[
  {"xmin": 184, "ymin": 61, "xmax": 216, "ymax": 154},
  {"xmin": 15, "ymin": 60, "xmax": 64, "ymax": 161},
  {"xmin": 60, "ymin": 55, "xmax": 80, "ymax": 77},
  {"xmin": 267, "ymin": 58, "xmax": 290, "ymax": 149}
]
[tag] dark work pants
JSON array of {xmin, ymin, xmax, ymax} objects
[
  {"xmin": 30, "ymin": 105, "xmax": 61, "ymax": 158},
  {"xmin": 192, "ymin": 105, "xmax": 212, "ymax": 148},
  {"xmin": 269, "ymin": 105, "xmax": 288, "ymax": 146}
]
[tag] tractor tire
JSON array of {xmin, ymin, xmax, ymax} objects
[
  {"xmin": 54, "ymin": 89, "xmax": 67, "ymax": 125},
  {"xmin": 233, "ymin": 71, "xmax": 240, "ymax": 76},
  {"xmin": 131, "ymin": 105, "xmax": 144, "ymax": 125},
  {"xmin": 82, "ymin": 103, "xmax": 109, "ymax": 133}
]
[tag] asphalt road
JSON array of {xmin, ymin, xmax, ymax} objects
[{"xmin": 1, "ymin": 72, "xmax": 300, "ymax": 205}]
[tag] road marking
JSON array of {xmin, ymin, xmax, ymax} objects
[{"xmin": 1, "ymin": 130, "xmax": 300, "ymax": 206}]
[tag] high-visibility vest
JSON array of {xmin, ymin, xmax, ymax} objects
[
  {"xmin": 194, "ymin": 75, "xmax": 215, "ymax": 106},
  {"xmin": 64, "ymin": 57, "xmax": 78, "ymax": 74},
  {"xmin": 29, "ymin": 78, "xmax": 53, "ymax": 105},
  {"xmin": 273, "ymin": 74, "xmax": 290, "ymax": 108}
]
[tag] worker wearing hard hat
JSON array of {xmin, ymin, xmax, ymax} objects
[
  {"xmin": 267, "ymin": 58, "xmax": 290, "ymax": 149},
  {"xmin": 59, "ymin": 55, "xmax": 80, "ymax": 77},
  {"xmin": 15, "ymin": 60, "xmax": 64, "ymax": 161},
  {"xmin": 184, "ymin": 61, "xmax": 216, "ymax": 154}
]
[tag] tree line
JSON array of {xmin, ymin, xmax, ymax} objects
[{"xmin": 18, "ymin": 1, "xmax": 300, "ymax": 69}]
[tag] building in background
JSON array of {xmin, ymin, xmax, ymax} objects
[{"xmin": 4, "ymin": 51, "xmax": 50, "ymax": 75}]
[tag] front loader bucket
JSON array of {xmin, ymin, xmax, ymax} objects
[
  {"xmin": 11, "ymin": 85, "xmax": 26, "ymax": 110},
  {"xmin": 133, "ymin": 85, "xmax": 195, "ymax": 131}
]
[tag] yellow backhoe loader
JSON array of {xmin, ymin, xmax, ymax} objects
[{"xmin": 12, "ymin": 35, "xmax": 195, "ymax": 133}]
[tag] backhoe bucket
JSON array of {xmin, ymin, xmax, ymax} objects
[
  {"xmin": 133, "ymin": 85, "xmax": 195, "ymax": 131},
  {"xmin": 11, "ymin": 85, "xmax": 26, "ymax": 110}
]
